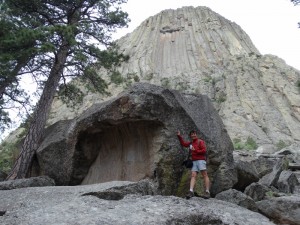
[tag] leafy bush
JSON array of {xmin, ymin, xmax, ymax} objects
[
  {"xmin": 265, "ymin": 191, "xmax": 275, "ymax": 198},
  {"xmin": 0, "ymin": 141, "xmax": 19, "ymax": 173},
  {"xmin": 276, "ymin": 140, "xmax": 289, "ymax": 150},
  {"xmin": 233, "ymin": 137, "xmax": 257, "ymax": 150},
  {"xmin": 110, "ymin": 71, "xmax": 124, "ymax": 84},
  {"xmin": 244, "ymin": 137, "xmax": 258, "ymax": 150},
  {"xmin": 161, "ymin": 78, "xmax": 171, "ymax": 88},
  {"xmin": 233, "ymin": 138, "xmax": 243, "ymax": 150}
]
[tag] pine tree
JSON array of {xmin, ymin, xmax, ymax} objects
[{"xmin": 3, "ymin": 0, "xmax": 129, "ymax": 179}]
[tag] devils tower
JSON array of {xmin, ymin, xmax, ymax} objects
[{"xmin": 48, "ymin": 6, "xmax": 300, "ymax": 151}]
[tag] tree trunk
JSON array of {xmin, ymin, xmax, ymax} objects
[{"xmin": 6, "ymin": 44, "xmax": 70, "ymax": 180}]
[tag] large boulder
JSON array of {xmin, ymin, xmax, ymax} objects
[
  {"xmin": 244, "ymin": 182, "xmax": 273, "ymax": 202},
  {"xmin": 35, "ymin": 83, "xmax": 236, "ymax": 196},
  {"xmin": 256, "ymin": 196, "xmax": 300, "ymax": 225},
  {"xmin": 233, "ymin": 160, "xmax": 259, "ymax": 191},
  {"xmin": 259, "ymin": 157, "xmax": 289, "ymax": 187},
  {"xmin": 215, "ymin": 188, "xmax": 258, "ymax": 212},
  {"xmin": 276, "ymin": 170, "xmax": 299, "ymax": 194}
]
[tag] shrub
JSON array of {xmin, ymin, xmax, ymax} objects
[
  {"xmin": 233, "ymin": 137, "xmax": 257, "ymax": 150},
  {"xmin": 161, "ymin": 78, "xmax": 171, "ymax": 88},
  {"xmin": 233, "ymin": 138, "xmax": 243, "ymax": 150},
  {"xmin": 276, "ymin": 140, "xmax": 289, "ymax": 150},
  {"xmin": 0, "ymin": 141, "xmax": 19, "ymax": 173},
  {"xmin": 110, "ymin": 71, "xmax": 124, "ymax": 84},
  {"xmin": 266, "ymin": 191, "xmax": 275, "ymax": 198},
  {"xmin": 244, "ymin": 137, "xmax": 258, "ymax": 150}
]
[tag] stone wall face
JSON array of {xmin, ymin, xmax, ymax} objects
[{"xmin": 80, "ymin": 121, "xmax": 163, "ymax": 185}]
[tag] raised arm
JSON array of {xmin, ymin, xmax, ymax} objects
[{"xmin": 177, "ymin": 131, "xmax": 190, "ymax": 147}]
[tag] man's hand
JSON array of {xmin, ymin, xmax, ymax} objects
[{"xmin": 177, "ymin": 130, "xmax": 180, "ymax": 136}]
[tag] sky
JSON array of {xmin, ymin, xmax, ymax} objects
[{"xmin": 114, "ymin": 0, "xmax": 300, "ymax": 71}]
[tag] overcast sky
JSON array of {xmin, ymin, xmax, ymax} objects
[{"xmin": 114, "ymin": 0, "xmax": 300, "ymax": 70}]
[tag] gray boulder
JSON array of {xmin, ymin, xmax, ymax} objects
[
  {"xmin": 244, "ymin": 182, "xmax": 273, "ymax": 202},
  {"xmin": 274, "ymin": 142, "xmax": 300, "ymax": 163},
  {"xmin": 0, "ymin": 180, "xmax": 275, "ymax": 225},
  {"xmin": 233, "ymin": 160, "xmax": 259, "ymax": 191},
  {"xmin": 0, "ymin": 176, "xmax": 55, "ymax": 190},
  {"xmin": 276, "ymin": 170, "xmax": 299, "ymax": 194},
  {"xmin": 256, "ymin": 196, "xmax": 300, "ymax": 225},
  {"xmin": 35, "ymin": 83, "xmax": 237, "ymax": 196},
  {"xmin": 215, "ymin": 188, "xmax": 258, "ymax": 212},
  {"xmin": 252, "ymin": 156, "xmax": 278, "ymax": 178},
  {"xmin": 259, "ymin": 157, "xmax": 288, "ymax": 187}
]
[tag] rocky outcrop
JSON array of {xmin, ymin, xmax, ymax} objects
[
  {"xmin": 35, "ymin": 83, "xmax": 237, "ymax": 196},
  {"xmin": 276, "ymin": 170, "xmax": 299, "ymax": 193},
  {"xmin": 0, "ymin": 180, "xmax": 275, "ymax": 225},
  {"xmin": 0, "ymin": 176, "xmax": 55, "ymax": 190},
  {"xmin": 215, "ymin": 188, "xmax": 258, "ymax": 212},
  {"xmin": 244, "ymin": 182, "xmax": 273, "ymax": 202},
  {"xmin": 46, "ymin": 6, "xmax": 300, "ymax": 151},
  {"xmin": 256, "ymin": 196, "xmax": 300, "ymax": 225}
]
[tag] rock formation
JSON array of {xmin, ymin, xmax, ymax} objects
[
  {"xmin": 0, "ymin": 180, "xmax": 275, "ymax": 225},
  {"xmin": 34, "ymin": 83, "xmax": 236, "ymax": 196},
  {"xmin": 47, "ymin": 6, "xmax": 300, "ymax": 152}
]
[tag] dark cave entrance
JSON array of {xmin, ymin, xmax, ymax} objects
[{"xmin": 72, "ymin": 120, "xmax": 163, "ymax": 185}]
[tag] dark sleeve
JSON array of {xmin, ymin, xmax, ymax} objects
[{"xmin": 177, "ymin": 135, "xmax": 190, "ymax": 148}]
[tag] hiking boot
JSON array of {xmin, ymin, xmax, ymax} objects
[
  {"xmin": 186, "ymin": 191, "xmax": 194, "ymax": 199},
  {"xmin": 202, "ymin": 191, "xmax": 210, "ymax": 199}
]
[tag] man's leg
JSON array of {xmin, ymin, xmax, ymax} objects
[
  {"xmin": 186, "ymin": 171, "xmax": 197, "ymax": 199},
  {"xmin": 190, "ymin": 171, "xmax": 198, "ymax": 191},
  {"xmin": 200, "ymin": 170, "xmax": 210, "ymax": 198}
]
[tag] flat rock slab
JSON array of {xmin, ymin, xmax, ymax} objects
[{"xmin": 0, "ymin": 181, "xmax": 275, "ymax": 225}]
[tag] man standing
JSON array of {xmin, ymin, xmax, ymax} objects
[{"xmin": 177, "ymin": 130, "xmax": 210, "ymax": 199}]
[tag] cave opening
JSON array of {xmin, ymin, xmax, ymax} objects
[{"xmin": 72, "ymin": 120, "xmax": 164, "ymax": 185}]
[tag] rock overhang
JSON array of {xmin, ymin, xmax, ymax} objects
[{"xmin": 35, "ymin": 83, "xmax": 237, "ymax": 196}]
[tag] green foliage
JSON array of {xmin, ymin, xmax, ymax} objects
[
  {"xmin": 203, "ymin": 77, "xmax": 212, "ymax": 83},
  {"xmin": 233, "ymin": 137, "xmax": 258, "ymax": 150},
  {"xmin": 110, "ymin": 70, "xmax": 124, "ymax": 84},
  {"xmin": 0, "ymin": 0, "xmax": 130, "ymax": 133},
  {"xmin": 58, "ymin": 83, "xmax": 85, "ymax": 108},
  {"xmin": 233, "ymin": 138, "xmax": 243, "ymax": 150},
  {"xmin": 0, "ymin": 141, "xmax": 19, "ymax": 173},
  {"xmin": 216, "ymin": 95, "xmax": 226, "ymax": 103},
  {"xmin": 121, "ymin": 72, "xmax": 140, "ymax": 88},
  {"xmin": 265, "ymin": 191, "xmax": 275, "ymax": 198},
  {"xmin": 144, "ymin": 72, "xmax": 154, "ymax": 81},
  {"xmin": 296, "ymin": 79, "xmax": 300, "ymax": 92},
  {"xmin": 175, "ymin": 81, "xmax": 189, "ymax": 91},
  {"xmin": 216, "ymin": 92, "xmax": 227, "ymax": 103},
  {"xmin": 244, "ymin": 137, "xmax": 258, "ymax": 150},
  {"xmin": 161, "ymin": 78, "xmax": 171, "ymax": 88},
  {"xmin": 276, "ymin": 140, "xmax": 289, "ymax": 150}
]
